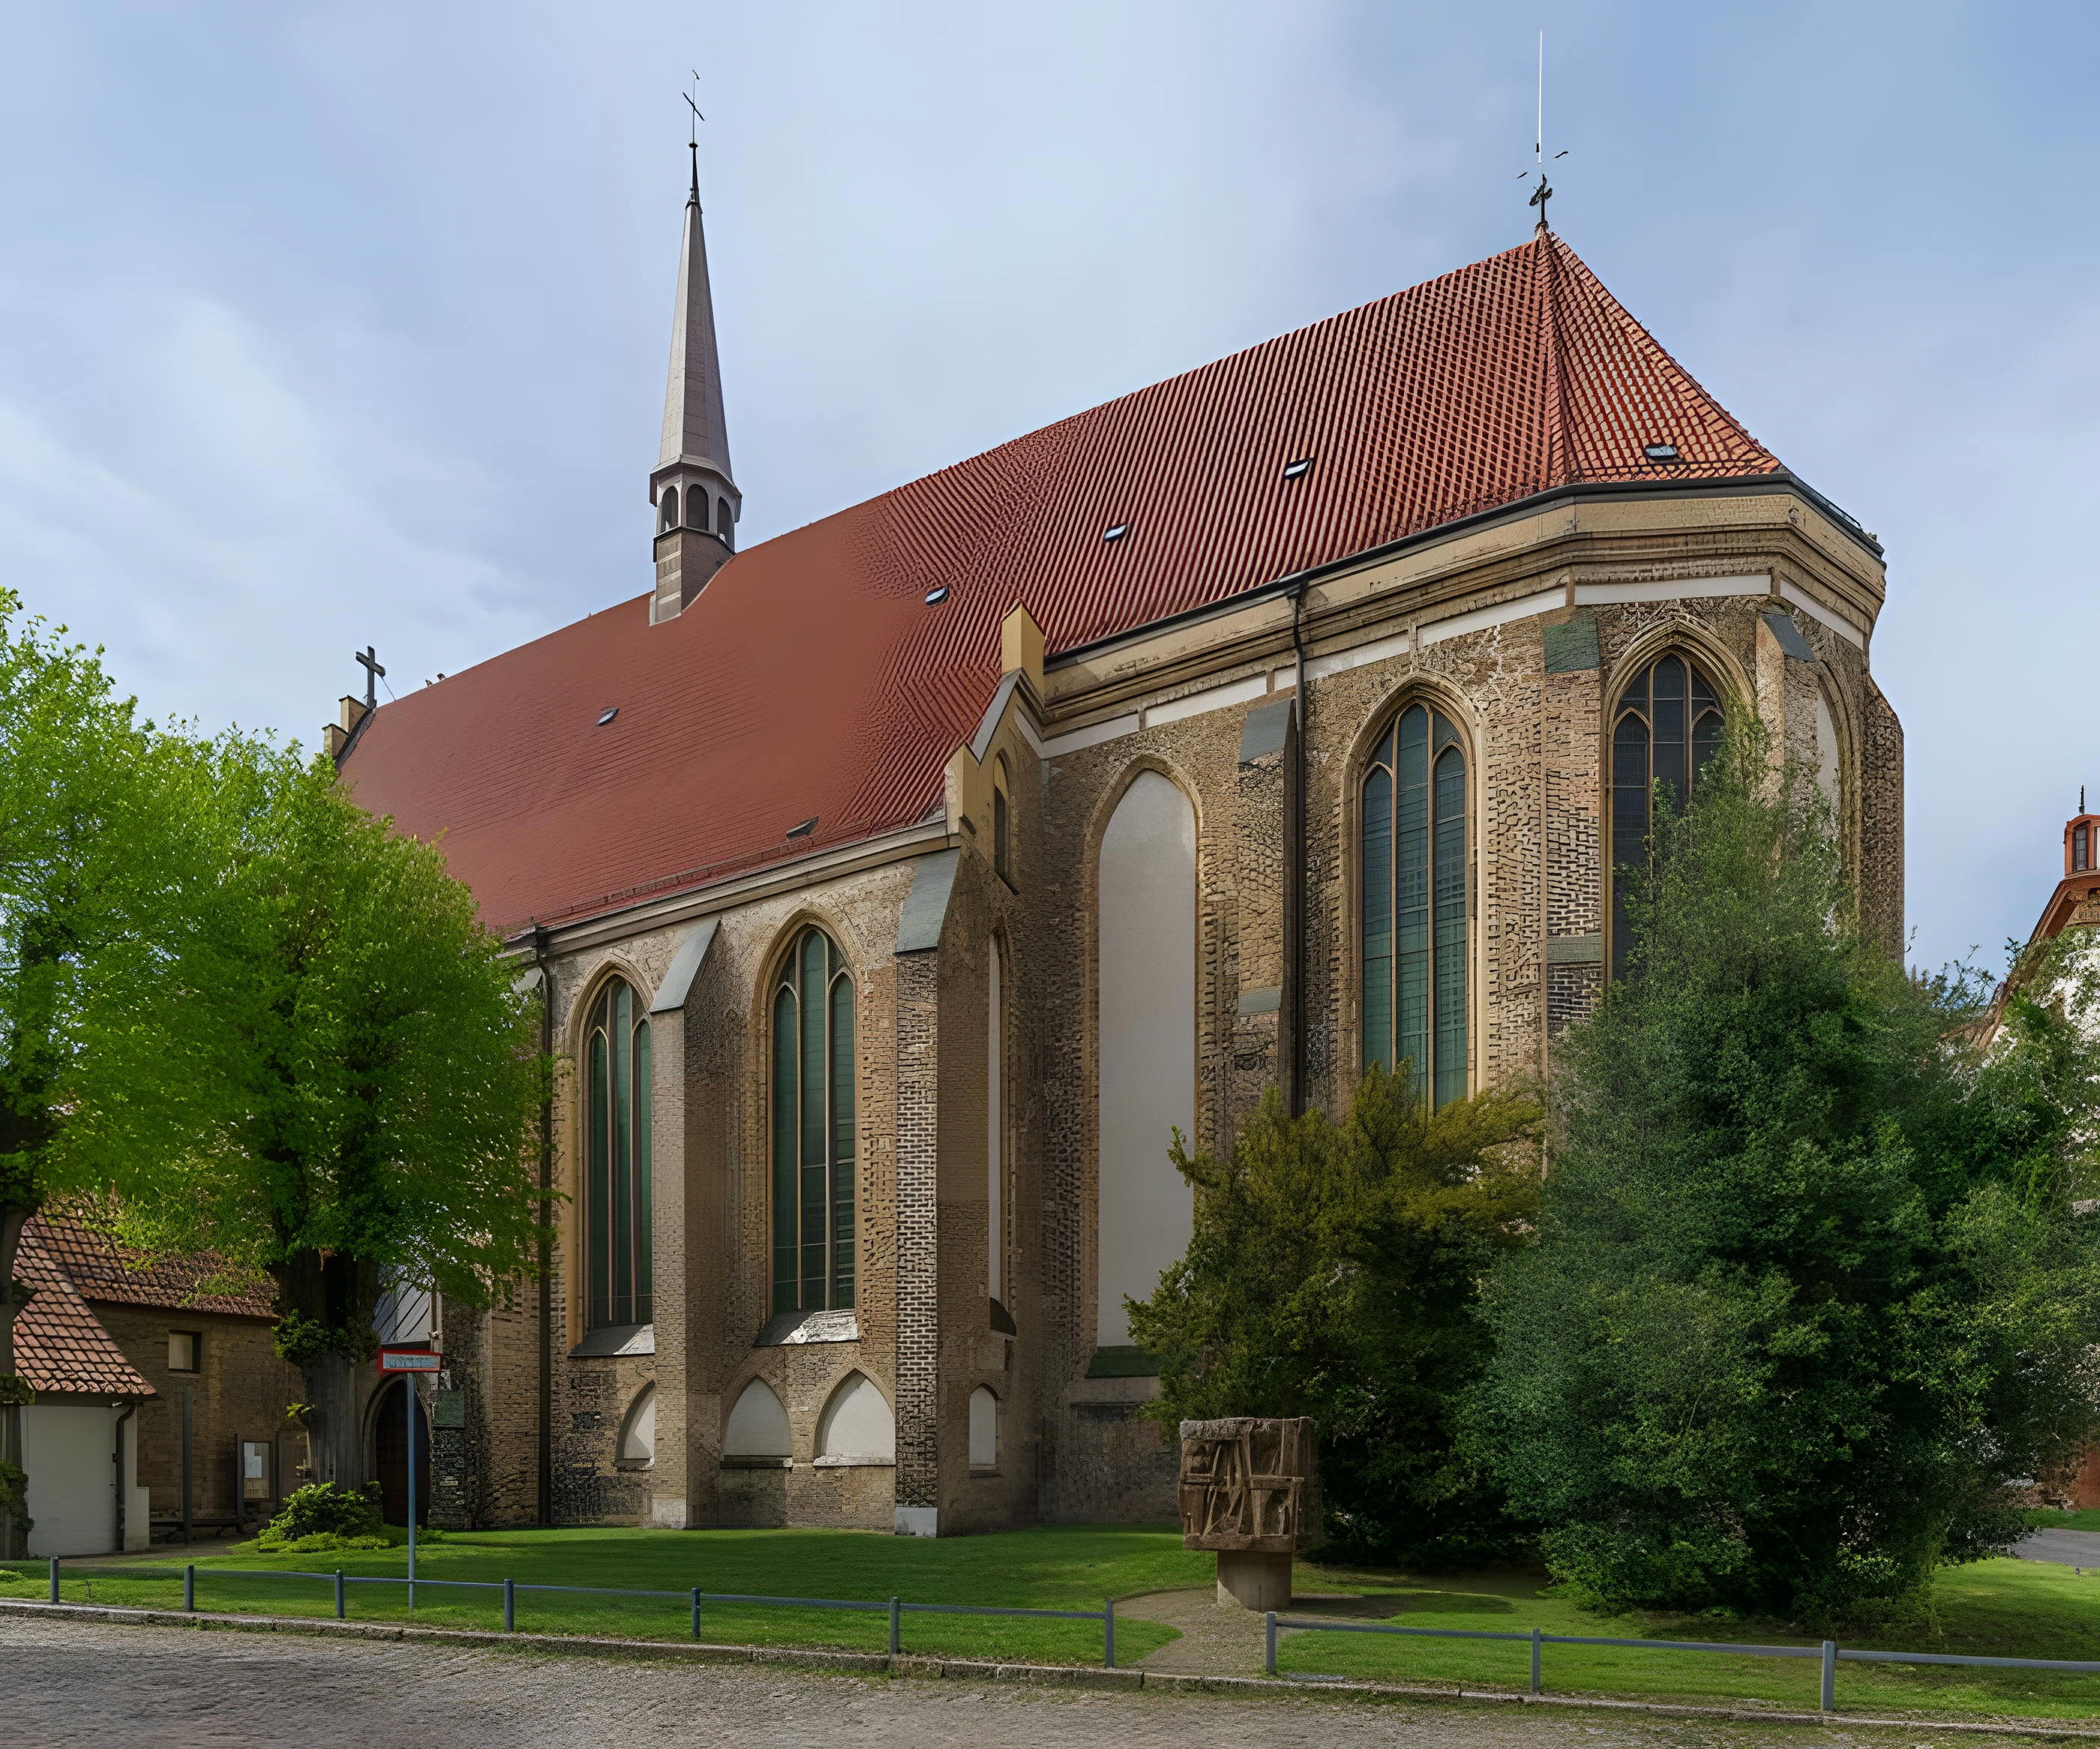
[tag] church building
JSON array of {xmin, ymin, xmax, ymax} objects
[{"xmin": 334, "ymin": 158, "xmax": 1904, "ymax": 1534}]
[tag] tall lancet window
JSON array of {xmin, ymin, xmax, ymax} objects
[
  {"xmin": 1610, "ymin": 654, "xmax": 1724, "ymax": 977},
  {"xmin": 1361, "ymin": 704, "xmax": 1468, "ymax": 1108},
  {"xmin": 586, "ymin": 980, "xmax": 652, "ymax": 1329},
  {"xmin": 771, "ymin": 928, "xmax": 856, "ymax": 1314}
]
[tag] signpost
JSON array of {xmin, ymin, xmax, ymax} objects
[{"xmin": 377, "ymin": 1348, "xmax": 441, "ymax": 1605}]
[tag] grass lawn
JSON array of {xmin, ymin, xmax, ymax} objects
[
  {"xmin": 2029, "ymin": 1507, "xmax": 2100, "ymax": 1534},
  {"xmin": 1280, "ymin": 1556, "xmax": 2100, "ymax": 1720},
  {"xmin": 0, "ymin": 1524, "xmax": 1207, "ymax": 1666}
]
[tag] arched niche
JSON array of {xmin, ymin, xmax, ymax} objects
[
  {"xmin": 814, "ymin": 1371, "xmax": 894, "ymax": 1462},
  {"xmin": 968, "ymin": 1385, "xmax": 999, "ymax": 1470},
  {"xmin": 1095, "ymin": 769, "xmax": 1196, "ymax": 1346},
  {"xmin": 618, "ymin": 1384, "xmax": 656, "ymax": 1466},
  {"xmin": 722, "ymin": 1378, "xmax": 790, "ymax": 1459}
]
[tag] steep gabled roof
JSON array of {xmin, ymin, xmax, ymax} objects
[
  {"xmin": 27, "ymin": 1214, "xmax": 277, "ymax": 1320},
  {"xmin": 342, "ymin": 231, "xmax": 1784, "ymax": 934},
  {"xmin": 14, "ymin": 1223, "xmax": 155, "ymax": 1399}
]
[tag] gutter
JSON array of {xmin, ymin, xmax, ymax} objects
[
  {"xmin": 1047, "ymin": 470, "xmax": 1881, "ymax": 675},
  {"xmin": 530, "ymin": 924, "xmax": 554, "ymax": 1528},
  {"xmin": 1288, "ymin": 583, "xmax": 1310, "ymax": 1118}
]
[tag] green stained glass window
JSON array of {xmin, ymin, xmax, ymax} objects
[
  {"xmin": 584, "ymin": 979, "xmax": 652, "ymax": 1329},
  {"xmin": 772, "ymin": 928, "xmax": 857, "ymax": 1314},
  {"xmin": 1610, "ymin": 656, "xmax": 1724, "ymax": 977},
  {"xmin": 1361, "ymin": 703, "xmax": 1468, "ymax": 1107}
]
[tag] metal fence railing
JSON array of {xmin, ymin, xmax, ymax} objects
[
  {"xmin": 12, "ymin": 1558, "xmax": 1120, "ymax": 1667},
  {"xmin": 1262, "ymin": 1613, "xmax": 2100, "ymax": 1709}
]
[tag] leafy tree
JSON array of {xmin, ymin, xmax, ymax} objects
[
  {"xmin": 1128, "ymin": 1070, "xmax": 1542, "ymax": 1565},
  {"xmin": 1472, "ymin": 721, "xmax": 2100, "ymax": 1622},
  {"xmin": 123, "ymin": 749, "xmax": 549, "ymax": 1487},
  {"xmin": 0, "ymin": 597, "xmax": 214, "ymax": 1556}
]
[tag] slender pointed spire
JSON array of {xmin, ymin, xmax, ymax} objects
[
  {"xmin": 658, "ymin": 151, "xmax": 734, "ymax": 484},
  {"xmin": 650, "ymin": 117, "xmax": 742, "ymax": 622}
]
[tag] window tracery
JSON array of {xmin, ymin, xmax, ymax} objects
[{"xmin": 772, "ymin": 928, "xmax": 856, "ymax": 1313}]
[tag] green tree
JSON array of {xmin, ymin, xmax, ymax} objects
[
  {"xmin": 1128, "ymin": 1070, "xmax": 1541, "ymax": 1566},
  {"xmin": 0, "ymin": 597, "xmax": 215, "ymax": 1556},
  {"xmin": 1472, "ymin": 722, "xmax": 2100, "ymax": 1622},
  {"xmin": 124, "ymin": 749, "xmax": 549, "ymax": 1487}
]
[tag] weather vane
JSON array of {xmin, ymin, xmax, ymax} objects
[
  {"xmin": 685, "ymin": 71, "xmax": 704, "ymax": 190},
  {"xmin": 1522, "ymin": 31, "xmax": 1569, "ymax": 230}
]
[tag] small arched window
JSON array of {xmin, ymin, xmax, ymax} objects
[
  {"xmin": 718, "ymin": 498, "xmax": 734, "ymax": 550},
  {"xmin": 2075, "ymin": 822, "xmax": 2091, "ymax": 874},
  {"xmin": 658, "ymin": 486, "xmax": 680, "ymax": 532},
  {"xmin": 772, "ymin": 928, "xmax": 856, "ymax": 1314},
  {"xmin": 1361, "ymin": 703, "xmax": 1468, "ymax": 1108},
  {"xmin": 586, "ymin": 979, "xmax": 652, "ymax": 1330},
  {"xmin": 1610, "ymin": 654, "xmax": 1724, "ymax": 977}
]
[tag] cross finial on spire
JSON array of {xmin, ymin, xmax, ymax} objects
[
  {"xmin": 356, "ymin": 645, "xmax": 386, "ymax": 711},
  {"xmin": 685, "ymin": 74, "xmax": 704, "ymax": 206}
]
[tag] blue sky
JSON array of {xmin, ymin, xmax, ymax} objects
[{"xmin": 2, "ymin": 2, "xmax": 2092, "ymax": 973}]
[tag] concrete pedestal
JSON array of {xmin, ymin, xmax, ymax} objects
[{"xmin": 1214, "ymin": 1550, "xmax": 1292, "ymax": 1612}]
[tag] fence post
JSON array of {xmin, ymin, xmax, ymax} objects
[
  {"xmin": 183, "ymin": 1564, "xmax": 196, "ymax": 1612},
  {"xmin": 1531, "ymin": 1625, "xmax": 1542, "ymax": 1694},
  {"xmin": 1265, "ymin": 1610, "xmax": 1278, "ymax": 1678},
  {"xmin": 504, "ymin": 1577, "xmax": 516, "ymax": 1634},
  {"xmin": 1820, "ymin": 1640, "xmax": 1837, "ymax": 1713},
  {"xmin": 689, "ymin": 1586, "xmax": 700, "ymax": 1641},
  {"xmin": 1103, "ymin": 1596, "xmax": 1115, "ymax": 1669},
  {"xmin": 888, "ymin": 1596, "xmax": 901, "ymax": 1658},
  {"xmin": 334, "ymin": 1569, "xmax": 346, "ymax": 1621},
  {"xmin": 46, "ymin": 1556, "xmax": 58, "ymax": 1604}
]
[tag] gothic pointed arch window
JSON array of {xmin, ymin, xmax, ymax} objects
[
  {"xmin": 771, "ymin": 928, "xmax": 856, "ymax": 1314},
  {"xmin": 1361, "ymin": 702, "xmax": 1468, "ymax": 1108},
  {"xmin": 1610, "ymin": 652, "xmax": 1725, "ymax": 977},
  {"xmin": 585, "ymin": 978, "xmax": 652, "ymax": 1329}
]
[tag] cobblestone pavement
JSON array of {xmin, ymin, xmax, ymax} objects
[{"xmin": 0, "ymin": 1615, "xmax": 2053, "ymax": 1749}]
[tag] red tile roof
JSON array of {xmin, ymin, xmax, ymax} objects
[
  {"xmin": 343, "ymin": 231, "xmax": 1784, "ymax": 933},
  {"xmin": 26, "ymin": 1215, "xmax": 278, "ymax": 1319},
  {"xmin": 13, "ymin": 1224, "xmax": 155, "ymax": 1399}
]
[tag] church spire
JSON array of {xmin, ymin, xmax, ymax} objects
[{"xmin": 650, "ymin": 119, "xmax": 741, "ymax": 622}]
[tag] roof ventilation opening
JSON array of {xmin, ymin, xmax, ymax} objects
[
  {"xmin": 786, "ymin": 817, "xmax": 818, "ymax": 840},
  {"xmin": 596, "ymin": 707, "xmax": 619, "ymax": 726},
  {"xmin": 924, "ymin": 586, "xmax": 949, "ymax": 604},
  {"xmin": 1102, "ymin": 523, "xmax": 1128, "ymax": 542},
  {"xmin": 1282, "ymin": 457, "xmax": 1314, "ymax": 479},
  {"xmin": 1642, "ymin": 442, "xmax": 1681, "ymax": 463}
]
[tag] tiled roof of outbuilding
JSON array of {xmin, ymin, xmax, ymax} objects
[
  {"xmin": 26, "ymin": 1215, "xmax": 277, "ymax": 1319},
  {"xmin": 341, "ymin": 230, "xmax": 1784, "ymax": 933},
  {"xmin": 12, "ymin": 1224, "xmax": 155, "ymax": 1399}
]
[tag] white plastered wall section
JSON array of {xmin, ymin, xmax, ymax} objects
[
  {"xmin": 1095, "ymin": 770, "xmax": 1198, "ymax": 1346},
  {"xmin": 22, "ymin": 1403, "xmax": 120, "ymax": 1557}
]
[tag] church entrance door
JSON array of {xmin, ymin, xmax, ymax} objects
[{"xmin": 372, "ymin": 1379, "xmax": 430, "ymax": 1528}]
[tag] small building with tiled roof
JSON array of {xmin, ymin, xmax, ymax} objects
[
  {"xmin": 15, "ymin": 1216, "xmax": 302, "ymax": 1553},
  {"xmin": 335, "ymin": 168, "xmax": 1903, "ymax": 1535}
]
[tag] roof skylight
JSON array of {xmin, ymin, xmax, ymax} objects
[
  {"xmin": 787, "ymin": 817, "xmax": 818, "ymax": 839},
  {"xmin": 1103, "ymin": 523, "xmax": 1128, "ymax": 542},
  {"xmin": 924, "ymin": 586, "xmax": 949, "ymax": 604},
  {"xmin": 1282, "ymin": 458, "xmax": 1314, "ymax": 479},
  {"xmin": 596, "ymin": 708, "xmax": 618, "ymax": 726},
  {"xmin": 1642, "ymin": 442, "xmax": 1680, "ymax": 462}
]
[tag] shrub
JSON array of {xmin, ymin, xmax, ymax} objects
[{"xmin": 256, "ymin": 1481, "xmax": 382, "ymax": 1550}]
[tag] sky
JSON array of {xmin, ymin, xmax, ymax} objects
[{"xmin": 1, "ymin": 1, "xmax": 2093, "ymax": 974}]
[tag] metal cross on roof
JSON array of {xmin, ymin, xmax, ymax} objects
[{"xmin": 356, "ymin": 644, "xmax": 386, "ymax": 711}]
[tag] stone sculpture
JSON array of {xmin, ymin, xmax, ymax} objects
[{"xmin": 1178, "ymin": 1417, "xmax": 1318, "ymax": 1610}]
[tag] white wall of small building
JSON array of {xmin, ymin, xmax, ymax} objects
[{"xmin": 23, "ymin": 1401, "xmax": 146, "ymax": 1557}]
